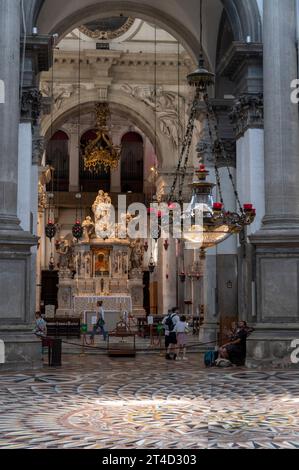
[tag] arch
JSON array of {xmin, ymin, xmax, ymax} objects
[
  {"xmin": 80, "ymin": 129, "xmax": 111, "ymax": 192},
  {"xmin": 41, "ymin": 89, "xmax": 166, "ymax": 167},
  {"xmin": 222, "ymin": 0, "xmax": 262, "ymax": 42},
  {"xmin": 28, "ymin": 0, "xmax": 262, "ymax": 48},
  {"xmin": 46, "ymin": 130, "xmax": 70, "ymax": 191},
  {"xmin": 121, "ymin": 132, "xmax": 144, "ymax": 193}
]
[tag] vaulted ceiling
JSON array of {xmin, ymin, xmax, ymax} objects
[{"xmin": 25, "ymin": 0, "xmax": 262, "ymax": 69}]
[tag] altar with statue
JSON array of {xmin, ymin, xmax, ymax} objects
[{"xmin": 55, "ymin": 190, "xmax": 146, "ymax": 330}]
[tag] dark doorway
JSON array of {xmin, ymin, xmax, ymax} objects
[
  {"xmin": 41, "ymin": 270, "xmax": 59, "ymax": 314},
  {"xmin": 121, "ymin": 132, "xmax": 144, "ymax": 193}
]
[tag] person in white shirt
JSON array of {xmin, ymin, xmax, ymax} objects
[
  {"xmin": 162, "ymin": 307, "xmax": 180, "ymax": 360},
  {"xmin": 174, "ymin": 315, "xmax": 189, "ymax": 360},
  {"xmin": 90, "ymin": 301, "xmax": 108, "ymax": 342}
]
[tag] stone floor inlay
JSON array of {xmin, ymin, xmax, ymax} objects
[{"xmin": 0, "ymin": 355, "xmax": 299, "ymax": 449}]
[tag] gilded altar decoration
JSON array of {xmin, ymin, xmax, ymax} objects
[
  {"xmin": 83, "ymin": 103, "xmax": 121, "ymax": 173},
  {"xmin": 93, "ymin": 248, "xmax": 110, "ymax": 276}
]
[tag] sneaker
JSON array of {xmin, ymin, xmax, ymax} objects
[
  {"xmin": 182, "ymin": 357, "xmax": 188, "ymax": 361},
  {"xmin": 166, "ymin": 354, "xmax": 172, "ymax": 360},
  {"xmin": 173, "ymin": 354, "xmax": 177, "ymax": 361}
]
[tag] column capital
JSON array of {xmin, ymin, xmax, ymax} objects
[
  {"xmin": 230, "ymin": 93, "xmax": 264, "ymax": 139},
  {"xmin": 213, "ymin": 139, "xmax": 236, "ymax": 168},
  {"xmin": 21, "ymin": 87, "xmax": 43, "ymax": 125}
]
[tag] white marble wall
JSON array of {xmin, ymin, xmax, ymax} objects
[{"xmin": 236, "ymin": 129, "xmax": 265, "ymax": 236}]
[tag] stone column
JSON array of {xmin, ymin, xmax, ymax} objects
[
  {"xmin": 0, "ymin": 1, "xmax": 40, "ymax": 370},
  {"xmin": 263, "ymin": 0, "xmax": 299, "ymax": 227},
  {"xmin": 248, "ymin": 0, "xmax": 299, "ymax": 367},
  {"xmin": 0, "ymin": 0, "xmax": 21, "ymax": 230},
  {"xmin": 157, "ymin": 238, "xmax": 177, "ymax": 315}
]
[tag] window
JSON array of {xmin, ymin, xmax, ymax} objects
[
  {"xmin": 121, "ymin": 132, "xmax": 144, "ymax": 193},
  {"xmin": 46, "ymin": 131, "xmax": 69, "ymax": 192}
]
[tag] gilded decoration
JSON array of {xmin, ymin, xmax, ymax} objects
[
  {"xmin": 79, "ymin": 17, "xmax": 135, "ymax": 40},
  {"xmin": 83, "ymin": 103, "xmax": 121, "ymax": 173}
]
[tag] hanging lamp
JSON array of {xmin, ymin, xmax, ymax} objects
[{"xmin": 167, "ymin": 0, "xmax": 256, "ymax": 249}]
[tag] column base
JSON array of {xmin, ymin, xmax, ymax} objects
[
  {"xmin": 248, "ymin": 229, "xmax": 299, "ymax": 368},
  {"xmin": 246, "ymin": 326, "xmax": 299, "ymax": 368},
  {"xmin": 0, "ymin": 331, "xmax": 42, "ymax": 371},
  {"xmin": 0, "ymin": 215, "xmax": 22, "ymax": 232},
  {"xmin": 0, "ymin": 229, "xmax": 39, "ymax": 371},
  {"xmin": 199, "ymin": 321, "xmax": 218, "ymax": 346}
]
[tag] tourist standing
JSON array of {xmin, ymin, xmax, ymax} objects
[
  {"xmin": 174, "ymin": 315, "xmax": 189, "ymax": 361},
  {"xmin": 162, "ymin": 308, "xmax": 180, "ymax": 360},
  {"xmin": 90, "ymin": 301, "xmax": 108, "ymax": 342}
]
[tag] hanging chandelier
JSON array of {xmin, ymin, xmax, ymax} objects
[
  {"xmin": 182, "ymin": 164, "xmax": 256, "ymax": 248},
  {"xmin": 166, "ymin": 55, "xmax": 255, "ymax": 249},
  {"xmin": 83, "ymin": 103, "xmax": 121, "ymax": 173}
]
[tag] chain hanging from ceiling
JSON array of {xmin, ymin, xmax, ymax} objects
[{"xmin": 165, "ymin": 0, "xmax": 256, "ymax": 249}]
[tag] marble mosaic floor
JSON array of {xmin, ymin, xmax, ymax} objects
[{"xmin": 0, "ymin": 355, "xmax": 299, "ymax": 449}]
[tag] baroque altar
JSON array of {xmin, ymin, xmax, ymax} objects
[{"xmin": 56, "ymin": 190, "xmax": 146, "ymax": 327}]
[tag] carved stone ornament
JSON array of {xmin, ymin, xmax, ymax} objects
[
  {"xmin": 32, "ymin": 134, "xmax": 45, "ymax": 165},
  {"xmin": 121, "ymin": 84, "xmax": 186, "ymax": 148},
  {"xmin": 21, "ymin": 88, "xmax": 43, "ymax": 125},
  {"xmin": 230, "ymin": 94, "xmax": 264, "ymax": 138}
]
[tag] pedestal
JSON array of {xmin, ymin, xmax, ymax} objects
[
  {"xmin": 247, "ymin": 231, "xmax": 299, "ymax": 367},
  {"xmin": 0, "ymin": 232, "xmax": 42, "ymax": 370},
  {"xmin": 129, "ymin": 270, "xmax": 146, "ymax": 317}
]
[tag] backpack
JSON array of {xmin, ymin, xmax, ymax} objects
[
  {"xmin": 165, "ymin": 314, "xmax": 175, "ymax": 332},
  {"xmin": 204, "ymin": 350, "xmax": 218, "ymax": 367},
  {"xmin": 215, "ymin": 358, "xmax": 232, "ymax": 368}
]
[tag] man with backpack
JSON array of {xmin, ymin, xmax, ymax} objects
[{"xmin": 162, "ymin": 307, "xmax": 180, "ymax": 360}]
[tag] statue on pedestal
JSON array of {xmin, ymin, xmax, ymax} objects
[
  {"xmin": 56, "ymin": 236, "xmax": 75, "ymax": 275},
  {"xmin": 82, "ymin": 216, "xmax": 95, "ymax": 242},
  {"xmin": 92, "ymin": 190, "xmax": 114, "ymax": 239},
  {"xmin": 130, "ymin": 239, "xmax": 144, "ymax": 272}
]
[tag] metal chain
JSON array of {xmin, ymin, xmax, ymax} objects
[
  {"xmin": 203, "ymin": 94, "xmax": 243, "ymax": 213},
  {"xmin": 202, "ymin": 95, "xmax": 224, "ymax": 205},
  {"xmin": 168, "ymin": 87, "xmax": 200, "ymax": 203}
]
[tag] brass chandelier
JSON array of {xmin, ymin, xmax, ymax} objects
[{"xmin": 83, "ymin": 103, "xmax": 121, "ymax": 173}]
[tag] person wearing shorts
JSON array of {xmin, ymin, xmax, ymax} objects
[
  {"xmin": 174, "ymin": 315, "xmax": 189, "ymax": 360},
  {"xmin": 162, "ymin": 308, "xmax": 180, "ymax": 360}
]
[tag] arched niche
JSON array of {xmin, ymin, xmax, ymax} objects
[
  {"xmin": 121, "ymin": 132, "xmax": 144, "ymax": 193},
  {"xmin": 46, "ymin": 130, "xmax": 70, "ymax": 192}
]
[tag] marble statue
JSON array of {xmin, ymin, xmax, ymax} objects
[
  {"xmin": 130, "ymin": 239, "xmax": 144, "ymax": 270},
  {"xmin": 82, "ymin": 216, "xmax": 95, "ymax": 242},
  {"xmin": 56, "ymin": 236, "xmax": 75, "ymax": 272},
  {"xmin": 92, "ymin": 190, "xmax": 114, "ymax": 239}
]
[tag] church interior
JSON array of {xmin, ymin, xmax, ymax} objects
[{"xmin": 0, "ymin": 0, "xmax": 299, "ymax": 451}]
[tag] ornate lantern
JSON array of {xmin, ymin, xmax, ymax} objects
[
  {"xmin": 148, "ymin": 255, "xmax": 156, "ymax": 274},
  {"xmin": 72, "ymin": 221, "xmax": 84, "ymax": 241},
  {"xmin": 45, "ymin": 220, "xmax": 57, "ymax": 241}
]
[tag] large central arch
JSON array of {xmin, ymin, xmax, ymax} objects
[{"xmin": 26, "ymin": 0, "xmax": 262, "ymax": 63}]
